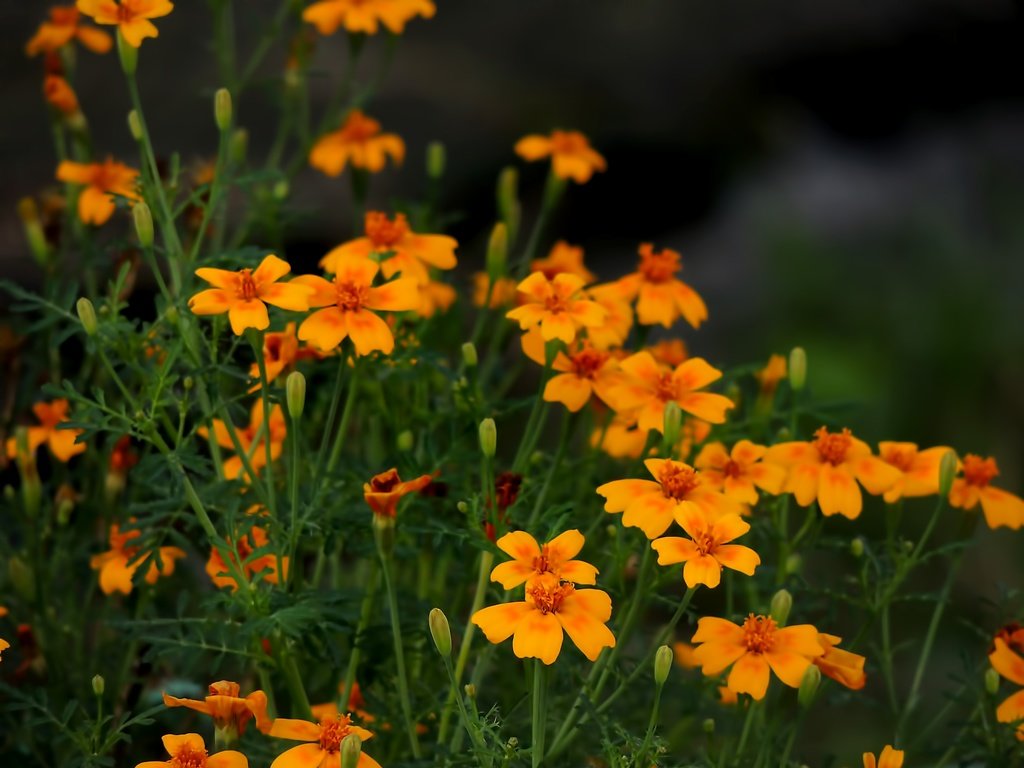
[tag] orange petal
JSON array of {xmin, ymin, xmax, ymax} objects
[
  {"xmin": 683, "ymin": 554, "xmax": 722, "ymax": 588},
  {"xmin": 268, "ymin": 718, "xmax": 321, "ymax": 742},
  {"xmin": 765, "ymin": 650, "xmax": 812, "ymax": 688},
  {"xmin": 489, "ymin": 561, "xmax": 536, "ymax": 590},
  {"xmin": 227, "ymin": 300, "xmax": 270, "ymax": 336},
  {"xmin": 818, "ymin": 464, "xmax": 862, "ymax": 519},
  {"xmin": 472, "ymin": 602, "xmax": 531, "ymax": 644},
  {"xmin": 512, "ymin": 610, "xmax": 563, "ymax": 664},
  {"xmin": 727, "ymin": 653, "xmax": 770, "ymax": 699},
  {"xmin": 556, "ymin": 592, "xmax": 616, "ymax": 661},
  {"xmin": 496, "ymin": 530, "xmax": 541, "ymax": 561},
  {"xmin": 270, "ymin": 743, "xmax": 325, "ymax": 768}
]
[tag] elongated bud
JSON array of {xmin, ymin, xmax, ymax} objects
[
  {"xmin": 770, "ymin": 589, "xmax": 792, "ymax": 626},
  {"xmin": 127, "ymin": 110, "xmax": 143, "ymax": 142},
  {"xmin": 850, "ymin": 537, "xmax": 864, "ymax": 557},
  {"xmin": 117, "ymin": 31, "xmax": 138, "ymax": 76},
  {"xmin": 214, "ymin": 88, "xmax": 233, "ymax": 132},
  {"xmin": 461, "ymin": 342, "xmax": 478, "ymax": 368},
  {"xmin": 76, "ymin": 297, "xmax": 98, "ymax": 336},
  {"xmin": 92, "ymin": 674, "xmax": 105, "ymax": 696},
  {"xmin": 654, "ymin": 645, "xmax": 672, "ymax": 686},
  {"xmin": 986, "ymin": 666, "xmax": 1001, "ymax": 695},
  {"xmin": 486, "ymin": 223, "xmax": 508, "ymax": 283},
  {"xmin": 788, "ymin": 347, "xmax": 807, "ymax": 392},
  {"xmin": 339, "ymin": 733, "xmax": 362, "ymax": 768},
  {"xmin": 798, "ymin": 664, "xmax": 821, "ymax": 708},
  {"xmin": 662, "ymin": 401, "xmax": 682, "ymax": 449},
  {"xmin": 396, "ymin": 430, "xmax": 414, "ymax": 452},
  {"xmin": 938, "ymin": 450, "xmax": 958, "ymax": 497},
  {"xmin": 479, "ymin": 418, "xmax": 496, "ymax": 459},
  {"xmin": 286, "ymin": 371, "xmax": 306, "ymax": 419},
  {"xmin": 133, "ymin": 202, "xmax": 154, "ymax": 248},
  {"xmin": 426, "ymin": 141, "xmax": 446, "ymax": 179},
  {"xmin": 429, "ymin": 608, "xmax": 452, "ymax": 658},
  {"xmin": 229, "ymin": 128, "xmax": 248, "ymax": 166},
  {"xmin": 18, "ymin": 198, "xmax": 51, "ymax": 267}
]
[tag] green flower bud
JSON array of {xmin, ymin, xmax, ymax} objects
[
  {"xmin": 127, "ymin": 110, "xmax": 143, "ymax": 142},
  {"xmin": 92, "ymin": 674, "xmax": 105, "ymax": 696},
  {"xmin": 76, "ymin": 297, "xmax": 98, "ymax": 336},
  {"xmin": 273, "ymin": 180, "xmax": 290, "ymax": 201},
  {"xmin": 662, "ymin": 401, "xmax": 682, "ymax": 450},
  {"xmin": 479, "ymin": 418, "xmax": 496, "ymax": 458},
  {"xmin": 461, "ymin": 342, "xmax": 478, "ymax": 368},
  {"xmin": 166, "ymin": 306, "xmax": 179, "ymax": 326},
  {"xmin": 429, "ymin": 608, "xmax": 452, "ymax": 658},
  {"xmin": 769, "ymin": 589, "xmax": 792, "ymax": 626},
  {"xmin": 229, "ymin": 128, "xmax": 249, "ymax": 166},
  {"xmin": 117, "ymin": 31, "xmax": 138, "ymax": 76},
  {"xmin": 797, "ymin": 664, "xmax": 821, "ymax": 708},
  {"xmin": 785, "ymin": 553, "xmax": 802, "ymax": 577},
  {"xmin": 850, "ymin": 537, "xmax": 865, "ymax": 557},
  {"xmin": 654, "ymin": 644, "xmax": 672, "ymax": 686},
  {"xmin": 286, "ymin": 371, "xmax": 306, "ymax": 420},
  {"xmin": 183, "ymin": 376, "xmax": 194, "ymax": 391},
  {"xmin": 133, "ymin": 201, "xmax": 154, "ymax": 248},
  {"xmin": 986, "ymin": 666, "xmax": 1001, "ymax": 695},
  {"xmin": 339, "ymin": 733, "xmax": 362, "ymax": 768},
  {"xmin": 788, "ymin": 347, "xmax": 807, "ymax": 392},
  {"xmin": 214, "ymin": 88, "xmax": 233, "ymax": 132},
  {"xmin": 486, "ymin": 223, "xmax": 508, "ymax": 283},
  {"xmin": 396, "ymin": 430, "xmax": 414, "ymax": 452},
  {"xmin": 464, "ymin": 683, "xmax": 476, "ymax": 699},
  {"xmin": 938, "ymin": 450, "xmax": 959, "ymax": 497},
  {"xmin": 426, "ymin": 141, "xmax": 446, "ymax": 179},
  {"xmin": 456, "ymin": 500, "xmax": 468, "ymax": 514},
  {"xmin": 496, "ymin": 167, "xmax": 519, "ymax": 228},
  {"xmin": 702, "ymin": 718, "xmax": 715, "ymax": 735},
  {"xmin": 17, "ymin": 198, "xmax": 51, "ymax": 267}
]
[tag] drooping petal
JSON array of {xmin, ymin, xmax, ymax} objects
[
  {"xmin": 228, "ymin": 300, "xmax": 270, "ymax": 336},
  {"xmin": 990, "ymin": 638, "xmax": 1024, "ymax": 686},
  {"xmin": 621, "ymin": 493, "xmax": 676, "ymax": 539},
  {"xmin": 682, "ymin": 554, "xmax": 721, "ymax": 588},
  {"xmin": 849, "ymin": 456, "xmax": 902, "ymax": 496},
  {"xmin": 980, "ymin": 487, "xmax": 1024, "ymax": 530},
  {"xmin": 817, "ymin": 464, "xmax": 862, "ymax": 519},
  {"xmin": 298, "ymin": 308, "xmax": 348, "ymax": 351}
]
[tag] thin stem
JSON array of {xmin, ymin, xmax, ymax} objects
[
  {"xmin": 527, "ymin": 409, "xmax": 576, "ymax": 530},
  {"xmin": 251, "ymin": 332, "xmax": 277, "ymax": 514},
  {"xmin": 379, "ymin": 549, "xmax": 421, "ymax": 758},
  {"xmin": 325, "ymin": 357, "xmax": 360, "ymax": 476},
  {"xmin": 736, "ymin": 699, "xmax": 759, "ymax": 761},
  {"xmin": 531, "ymin": 661, "xmax": 548, "ymax": 768},
  {"xmin": 277, "ymin": 643, "xmax": 313, "ymax": 719},
  {"xmin": 341, "ymin": 558, "xmax": 379, "ymax": 710}
]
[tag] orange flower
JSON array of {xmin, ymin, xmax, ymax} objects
[
  {"xmin": 199, "ymin": 401, "xmax": 287, "ymax": 482},
  {"xmin": 77, "ymin": 0, "xmax": 174, "ymax": 48},
  {"xmin": 363, "ymin": 468, "xmax": 432, "ymax": 519},
  {"xmin": 764, "ymin": 427, "xmax": 902, "ymax": 520},
  {"xmin": 604, "ymin": 351, "xmax": 734, "ymax": 432},
  {"xmin": 311, "ymin": 681, "xmax": 374, "ymax": 725},
  {"xmin": 690, "ymin": 614, "xmax": 824, "ymax": 700},
  {"xmin": 490, "ymin": 529, "xmax": 598, "ymax": 589},
  {"xmin": 5, "ymin": 399, "xmax": 85, "ymax": 462},
  {"xmin": 506, "ymin": 272, "xmax": 606, "ymax": 344},
  {"xmin": 584, "ymin": 284, "xmax": 634, "ymax": 349},
  {"xmin": 302, "ymin": 0, "xmax": 434, "ymax": 35},
  {"xmin": 189, "ymin": 255, "xmax": 313, "ymax": 336},
  {"xmin": 248, "ymin": 322, "xmax": 324, "ymax": 388},
  {"xmin": 613, "ymin": 243, "xmax": 707, "ymax": 328},
  {"xmin": 472, "ymin": 272, "xmax": 518, "ymax": 308},
  {"xmin": 651, "ymin": 511, "xmax": 759, "ymax": 588},
  {"xmin": 321, "ymin": 211, "xmax": 457, "ymax": 285},
  {"xmin": 531, "ymin": 241, "xmax": 596, "ymax": 283},
  {"xmin": 26, "ymin": 6, "xmax": 113, "ymax": 56},
  {"xmin": 949, "ymin": 454, "xmax": 1024, "ymax": 530},
  {"xmin": 693, "ymin": 440, "xmax": 786, "ymax": 505},
  {"xmin": 416, "ymin": 280, "xmax": 457, "ymax": 318},
  {"xmin": 206, "ymin": 523, "xmax": 287, "ymax": 592},
  {"xmin": 520, "ymin": 327, "xmax": 620, "ymax": 412},
  {"xmin": 163, "ymin": 681, "xmax": 271, "ymax": 736},
  {"xmin": 877, "ymin": 442, "xmax": 954, "ymax": 503},
  {"xmin": 863, "ymin": 746, "xmax": 904, "ymax": 768},
  {"xmin": 989, "ymin": 627, "xmax": 1024, "ymax": 739},
  {"xmin": 472, "ymin": 574, "xmax": 615, "ymax": 664},
  {"xmin": 0, "ymin": 638, "xmax": 8, "ymax": 661},
  {"xmin": 514, "ymin": 130, "xmax": 606, "ymax": 183},
  {"xmin": 597, "ymin": 459, "xmax": 741, "ymax": 539},
  {"xmin": 756, "ymin": 353, "xmax": 787, "ymax": 394},
  {"xmin": 56, "ymin": 158, "xmax": 139, "ymax": 226},
  {"xmin": 814, "ymin": 633, "xmax": 866, "ymax": 690},
  {"xmin": 44, "ymin": 75, "xmax": 80, "ymax": 115},
  {"xmin": 295, "ymin": 258, "xmax": 419, "ymax": 355},
  {"xmin": 592, "ymin": 415, "xmax": 711, "ymax": 462},
  {"xmin": 649, "ymin": 339, "xmax": 688, "ymax": 367},
  {"xmin": 673, "ymin": 641, "xmax": 700, "ymax": 670},
  {"xmin": 135, "ymin": 733, "xmax": 246, "ymax": 768},
  {"xmin": 310, "ymin": 110, "xmax": 404, "ymax": 176},
  {"xmin": 269, "ymin": 715, "xmax": 379, "ymax": 768},
  {"xmin": 90, "ymin": 523, "xmax": 185, "ymax": 595}
]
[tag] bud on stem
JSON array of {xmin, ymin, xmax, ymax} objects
[
  {"xmin": 770, "ymin": 589, "xmax": 792, "ymax": 626},
  {"xmin": 938, "ymin": 450, "xmax": 959, "ymax": 497},
  {"xmin": 654, "ymin": 645, "xmax": 672, "ymax": 686},
  {"xmin": 479, "ymin": 418, "xmax": 496, "ymax": 459},
  {"xmin": 426, "ymin": 141, "xmax": 446, "ymax": 179},
  {"xmin": 339, "ymin": 733, "xmax": 362, "ymax": 768},
  {"xmin": 214, "ymin": 88, "xmax": 233, "ymax": 132},
  {"xmin": 788, "ymin": 347, "xmax": 807, "ymax": 392},
  {"xmin": 76, "ymin": 298, "xmax": 98, "ymax": 336},
  {"xmin": 486, "ymin": 223, "xmax": 508, "ymax": 284},
  {"xmin": 429, "ymin": 608, "xmax": 452, "ymax": 658},
  {"xmin": 286, "ymin": 372, "xmax": 306, "ymax": 420},
  {"xmin": 133, "ymin": 202, "xmax": 154, "ymax": 248}
]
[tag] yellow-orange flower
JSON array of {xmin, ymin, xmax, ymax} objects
[
  {"xmin": 604, "ymin": 351, "xmax": 734, "ymax": 432},
  {"xmin": 597, "ymin": 459, "xmax": 742, "ymax": 539},
  {"xmin": 190, "ymin": 255, "xmax": 313, "ymax": 336},
  {"xmin": 531, "ymin": 241, "xmax": 596, "ymax": 284},
  {"xmin": 490, "ymin": 529, "xmax": 598, "ymax": 589},
  {"xmin": 649, "ymin": 338, "xmax": 688, "ymax": 367},
  {"xmin": 814, "ymin": 633, "xmax": 866, "ymax": 690},
  {"xmin": 514, "ymin": 130, "xmax": 606, "ymax": 183},
  {"xmin": 472, "ymin": 574, "xmax": 615, "ymax": 664},
  {"xmin": 295, "ymin": 258, "xmax": 419, "ymax": 355},
  {"xmin": 877, "ymin": 442, "xmax": 954, "ymax": 503},
  {"xmin": 248, "ymin": 322, "xmax": 324, "ymax": 388},
  {"xmin": 56, "ymin": 158, "xmax": 139, "ymax": 226},
  {"xmin": 269, "ymin": 715, "xmax": 379, "ymax": 768},
  {"xmin": 90, "ymin": 523, "xmax": 185, "ymax": 595},
  {"xmin": 5, "ymin": 399, "xmax": 85, "ymax": 462},
  {"xmin": 136, "ymin": 733, "xmax": 245, "ymax": 768},
  {"xmin": 756, "ymin": 353, "xmax": 787, "ymax": 394},
  {"xmin": 163, "ymin": 681, "xmax": 271, "ymax": 736},
  {"xmin": 77, "ymin": 0, "xmax": 174, "ymax": 48},
  {"xmin": 989, "ymin": 626, "xmax": 1024, "ymax": 739},
  {"xmin": 613, "ymin": 243, "xmax": 707, "ymax": 328},
  {"xmin": 673, "ymin": 641, "xmax": 700, "ymax": 669},
  {"xmin": 206, "ymin": 523, "xmax": 287, "ymax": 592},
  {"xmin": 26, "ymin": 6, "xmax": 113, "ymax": 56},
  {"xmin": 416, "ymin": 280, "xmax": 457, "ymax": 318},
  {"xmin": 765, "ymin": 427, "xmax": 902, "ymax": 520},
  {"xmin": 520, "ymin": 328, "xmax": 620, "ymax": 412},
  {"xmin": 44, "ymin": 75, "xmax": 80, "ymax": 115},
  {"xmin": 0, "ymin": 638, "xmax": 8, "ymax": 661},
  {"xmin": 472, "ymin": 272, "xmax": 518, "ymax": 308},
  {"xmin": 310, "ymin": 110, "xmax": 404, "ymax": 176},
  {"xmin": 199, "ymin": 401, "xmax": 287, "ymax": 482},
  {"xmin": 949, "ymin": 454, "xmax": 1024, "ymax": 530},
  {"xmin": 690, "ymin": 614, "xmax": 824, "ymax": 700},
  {"xmin": 302, "ymin": 0, "xmax": 434, "ymax": 35},
  {"xmin": 584, "ymin": 283, "xmax": 634, "ymax": 349},
  {"xmin": 652, "ymin": 511, "xmax": 759, "ymax": 588},
  {"xmin": 363, "ymin": 468, "xmax": 432, "ymax": 519},
  {"xmin": 863, "ymin": 746, "xmax": 904, "ymax": 768},
  {"xmin": 693, "ymin": 440, "xmax": 786, "ymax": 505},
  {"xmin": 506, "ymin": 272, "xmax": 606, "ymax": 344}
]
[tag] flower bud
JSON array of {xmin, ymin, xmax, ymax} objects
[
  {"xmin": 785, "ymin": 553, "xmax": 802, "ymax": 577},
  {"xmin": 214, "ymin": 88, "xmax": 233, "ymax": 132},
  {"xmin": 426, "ymin": 141, "xmax": 446, "ymax": 179},
  {"xmin": 17, "ymin": 198, "xmax": 50, "ymax": 267},
  {"xmin": 769, "ymin": 589, "xmax": 792, "ymax": 626},
  {"xmin": 662, "ymin": 401, "xmax": 682, "ymax": 450},
  {"xmin": 486, "ymin": 223, "xmax": 508, "ymax": 283},
  {"xmin": 797, "ymin": 664, "xmax": 821, "ymax": 708},
  {"xmin": 127, "ymin": 110, "xmax": 143, "ymax": 142},
  {"xmin": 461, "ymin": 342, "xmax": 478, "ymax": 368},
  {"xmin": 456, "ymin": 500, "xmax": 468, "ymax": 514},
  {"xmin": 166, "ymin": 306, "xmax": 180, "ymax": 326},
  {"xmin": 76, "ymin": 297, "xmax": 98, "ymax": 336},
  {"xmin": 464, "ymin": 683, "xmax": 476, "ymax": 699},
  {"xmin": 702, "ymin": 718, "xmax": 715, "ymax": 734},
  {"xmin": 183, "ymin": 376, "xmax": 194, "ymax": 391},
  {"xmin": 9, "ymin": 556, "xmax": 36, "ymax": 602},
  {"xmin": 986, "ymin": 666, "xmax": 1001, "ymax": 695},
  {"xmin": 339, "ymin": 733, "xmax": 362, "ymax": 768},
  {"xmin": 938, "ymin": 450, "xmax": 958, "ymax": 497},
  {"xmin": 654, "ymin": 645, "xmax": 672, "ymax": 686},
  {"xmin": 286, "ymin": 371, "xmax": 306, "ymax": 420},
  {"xmin": 133, "ymin": 201, "xmax": 154, "ymax": 248},
  {"xmin": 229, "ymin": 128, "xmax": 249, "ymax": 166},
  {"xmin": 788, "ymin": 347, "xmax": 807, "ymax": 392},
  {"xmin": 505, "ymin": 736, "xmax": 518, "ymax": 750},
  {"xmin": 117, "ymin": 31, "xmax": 138, "ymax": 76},
  {"xmin": 479, "ymin": 418, "xmax": 496, "ymax": 459},
  {"xmin": 91, "ymin": 674, "xmax": 105, "ymax": 696},
  {"xmin": 396, "ymin": 430, "xmax": 414, "ymax": 452},
  {"xmin": 429, "ymin": 608, "xmax": 452, "ymax": 658},
  {"xmin": 273, "ymin": 180, "xmax": 290, "ymax": 201},
  {"xmin": 850, "ymin": 537, "xmax": 865, "ymax": 557}
]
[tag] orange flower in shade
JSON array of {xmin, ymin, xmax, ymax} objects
[
  {"xmin": 206, "ymin": 523, "xmax": 287, "ymax": 591},
  {"xmin": 520, "ymin": 328, "xmax": 620, "ymax": 412},
  {"xmin": 472, "ymin": 574, "xmax": 615, "ymax": 664},
  {"xmin": 472, "ymin": 273, "xmax": 518, "ymax": 308},
  {"xmin": 302, "ymin": 0, "xmax": 434, "ymax": 35},
  {"xmin": 363, "ymin": 468, "xmax": 432, "ymax": 519},
  {"xmin": 593, "ymin": 416, "xmax": 711, "ymax": 462},
  {"xmin": 199, "ymin": 401, "xmax": 287, "ymax": 482},
  {"xmin": 320, "ymin": 211, "xmax": 457, "ymax": 285},
  {"xmin": 416, "ymin": 280, "xmax": 457, "ymax": 318},
  {"xmin": 26, "ymin": 6, "xmax": 113, "ymax": 56},
  {"xmin": 863, "ymin": 746, "xmax": 904, "ymax": 768},
  {"xmin": 90, "ymin": 523, "xmax": 185, "ymax": 595},
  {"xmin": 673, "ymin": 641, "xmax": 700, "ymax": 669},
  {"xmin": 613, "ymin": 243, "xmax": 707, "ymax": 329},
  {"xmin": 690, "ymin": 614, "xmax": 824, "ymax": 700},
  {"xmin": 597, "ymin": 459, "xmax": 742, "ymax": 539},
  {"xmin": 44, "ymin": 76, "xmax": 80, "ymax": 115},
  {"xmin": 490, "ymin": 530, "xmax": 598, "ymax": 589},
  {"xmin": 56, "ymin": 158, "xmax": 139, "ymax": 226},
  {"xmin": 249, "ymin": 323, "xmax": 324, "ymax": 388},
  {"xmin": 877, "ymin": 442, "xmax": 954, "ymax": 503},
  {"xmin": 989, "ymin": 625, "xmax": 1024, "ymax": 739},
  {"xmin": 189, "ymin": 255, "xmax": 313, "ymax": 336},
  {"xmin": 756, "ymin": 353, "xmax": 787, "ymax": 394},
  {"xmin": 295, "ymin": 258, "xmax": 420, "ymax": 355},
  {"xmin": 584, "ymin": 284, "xmax": 634, "ymax": 350},
  {"xmin": 651, "ymin": 511, "xmax": 759, "ymax": 588},
  {"xmin": 949, "ymin": 454, "xmax": 1024, "ymax": 530},
  {"xmin": 135, "ymin": 733, "xmax": 246, "ymax": 768},
  {"xmin": 163, "ymin": 681, "xmax": 272, "ymax": 736},
  {"xmin": 764, "ymin": 427, "xmax": 902, "ymax": 520},
  {"xmin": 693, "ymin": 440, "xmax": 786, "ymax": 505},
  {"xmin": 506, "ymin": 272, "xmax": 606, "ymax": 344},
  {"xmin": 0, "ymin": 638, "xmax": 8, "ymax": 661},
  {"xmin": 530, "ymin": 241, "xmax": 596, "ymax": 284},
  {"xmin": 269, "ymin": 715, "xmax": 379, "ymax": 768},
  {"xmin": 604, "ymin": 351, "xmax": 734, "ymax": 433},
  {"xmin": 77, "ymin": 0, "xmax": 173, "ymax": 48},
  {"xmin": 310, "ymin": 110, "xmax": 404, "ymax": 176},
  {"xmin": 814, "ymin": 633, "xmax": 866, "ymax": 690},
  {"xmin": 649, "ymin": 338, "xmax": 688, "ymax": 367},
  {"xmin": 5, "ymin": 399, "xmax": 85, "ymax": 462},
  {"xmin": 514, "ymin": 130, "xmax": 606, "ymax": 183}
]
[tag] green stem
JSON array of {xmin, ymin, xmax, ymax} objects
[
  {"xmin": 250, "ymin": 332, "xmax": 277, "ymax": 514},
  {"xmin": 341, "ymin": 558, "xmax": 378, "ymax": 711},
  {"xmin": 736, "ymin": 699, "xmax": 759, "ymax": 761},
  {"xmin": 379, "ymin": 549, "xmax": 421, "ymax": 758},
  {"xmin": 277, "ymin": 644, "xmax": 312, "ymax": 719},
  {"xmin": 532, "ymin": 661, "xmax": 548, "ymax": 768},
  {"xmin": 442, "ymin": 655, "xmax": 487, "ymax": 755},
  {"xmin": 527, "ymin": 409, "xmax": 576, "ymax": 530},
  {"xmin": 325, "ymin": 357, "xmax": 360, "ymax": 476}
]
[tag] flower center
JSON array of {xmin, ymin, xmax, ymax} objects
[
  {"xmin": 569, "ymin": 347, "xmax": 608, "ymax": 379},
  {"xmin": 370, "ymin": 469, "xmax": 401, "ymax": 493},
  {"xmin": 116, "ymin": 4, "xmax": 140, "ymax": 23},
  {"xmin": 654, "ymin": 371, "xmax": 678, "ymax": 403},
  {"xmin": 340, "ymin": 111, "xmax": 380, "ymax": 142},
  {"xmin": 962, "ymin": 454, "xmax": 998, "ymax": 488},
  {"xmin": 365, "ymin": 212, "xmax": 409, "ymax": 249},
  {"xmin": 813, "ymin": 427, "xmax": 852, "ymax": 465},
  {"xmin": 170, "ymin": 746, "xmax": 208, "ymax": 768},
  {"xmin": 722, "ymin": 460, "xmax": 742, "ymax": 478},
  {"xmin": 881, "ymin": 446, "xmax": 915, "ymax": 472},
  {"xmin": 318, "ymin": 715, "xmax": 353, "ymax": 753},
  {"xmin": 637, "ymin": 245, "xmax": 681, "ymax": 283},
  {"xmin": 550, "ymin": 130, "xmax": 586, "ymax": 154},
  {"xmin": 527, "ymin": 580, "xmax": 575, "ymax": 615},
  {"xmin": 741, "ymin": 614, "xmax": 778, "ymax": 654},
  {"xmin": 335, "ymin": 280, "xmax": 369, "ymax": 312},
  {"xmin": 531, "ymin": 545, "xmax": 556, "ymax": 576},
  {"xmin": 543, "ymin": 292, "xmax": 570, "ymax": 313},
  {"xmin": 691, "ymin": 529, "xmax": 717, "ymax": 556},
  {"xmin": 236, "ymin": 269, "xmax": 258, "ymax": 301},
  {"xmin": 996, "ymin": 623, "xmax": 1024, "ymax": 654},
  {"xmin": 658, "ymin": 462, "xmax": 700, "ymax": 500}
]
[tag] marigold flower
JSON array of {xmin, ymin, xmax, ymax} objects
[
  {"xmin": 90, "ymin": 523, "xmax": 185, "ymax": 595},
  {"xmin": 206, "ymin": 523, "xmax": 287, "ymax": 592},
  {"xmin": 77, "ymin": 0, "xmax": 174, "ymax": 48},
  {"xmin": 989, "ymin": 627, "xmax": 1024, "ymax": 738},
  {"xmin": 506, "ymin": 272, "xmax": 606, "ymax": 344},
  {"xmin": 531, "ymin": 241, "xmax": 596, "ymax": 284},
  {"xmin": 199, "ymin": 401, "xmax": 287, "ymax": 482},
  {"xmin": 311, "ymin": 681, "xmax": 374, "ymax": 725},
  {"xmin": 877, "ymin": 442, "xmax": 954, "ymax": 504},
  {"xmin": 363, "ymin": 468, "xmax": 432, "ymax": 519},
  {"xmin": 649, "ymin": 338, "xmax": 689, "ymax": 367},
  {"xmin": 310, "ymin": 110, "xmax": 404, "ymax": 176},
  {"xmin": 813, "ymin": 633, "xmax": 866, "ymax": 690},
  {"xmin": 597, "ymin": 459, "xmax": 741, "ymax": 539},
  {"xmin": 269, "ymin": 715, "xmax": 379, "ymax": 768},
  {"xmin": 756, "ymin": 353, "xmax": 787, "ymax": 394},
  {"xmin": 5, "ymin": 399, "xmax": 86, "ymax": 462},
  {"xmin": 863, "ymin": 746, "xmax": 904, "ymax": 768},
  {"xmin": 490, "ymin": 529, "xmax": 598, "ymax": 589},
  {"xmin": 135, "ymin": 733, "xmax": 246, "ymax": 768},
  {"xmin": 949, "ymin": 454, "xmax": 1024, "ymax": 530},
  {"xmin": 295, "ymin": 258, "xmax": 419, "ymax": 355},
  {"xmin": 472, "ymin": 272, "xmax": 518, "ymax": 308},
  {"xmin": 690, "ymin": 614, "xmax": 824, "ymax": 700},
  {"xmin": 26, "ymin": 6, "xmax": 113, "ymax": 56},
  {"xmin": 56, "ymin": 158, "xmax": 139, "ymax": 226},
  {"xmin": 584, "ymin": 284, "xmax": 634, "ymax": 349},
  {"xmin": 520, "ymin": 328, "xmax": 620, "ymax": 412},
  {"xmin": 652, "ymin": 511, "xmax": 759, "ymax": 588},
  {"xmin": 673, "ymin": 641, "xmax": 700, "ymax": 669},
  {"xmin": 613, "ymin": 243, "xmax": 707, "ymax": 329},
  {"xmin": 416, "ymin": 280, "xmax": 457, "ymax": 318},
  {"xmin": 163, "ymin": 681, "xmax": 272, "ymax": 736},
  {"xmin": 189, "ymin": 255, "xmax": 313, "ymax": 336},
  {"xmin": 302, "ymin": 0, "xmax": 435, "ymax": 36},
  {"xmin": 693, "ymin": 440, "xmax": 785, "ymax": 505},
  {"xmin": 514, "ymin": 130, "xmax": 606, "ymax": 183},
  {"xmin": 44, "ymin": 75, "xmax": 80, "ymax": 115},
  {"xmin": 248, "ymin": 323, "xmax": 323, "ymax": 388},
  {"xmin": 472, "ymin": 574, "xmax": 615, "ymax": 664},
  {"xmin": 764, "ymin": 427, "xmax": 902, "ymax": 520}
]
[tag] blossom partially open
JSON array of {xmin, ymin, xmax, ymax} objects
[
  {"xmin": 162, "ymin": 681, "xmax": 271, "ymax": 736},
  {"xmin": 949, "ymin": 454, "xmax": 1024, "ymax": 530},
  {"xmin": 4, "ymin": 399, "xmax": 85, "ymax": 463},
  {"xmin": 363, "ymin": 468, "xmax": 432, "ymax": 519}
]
